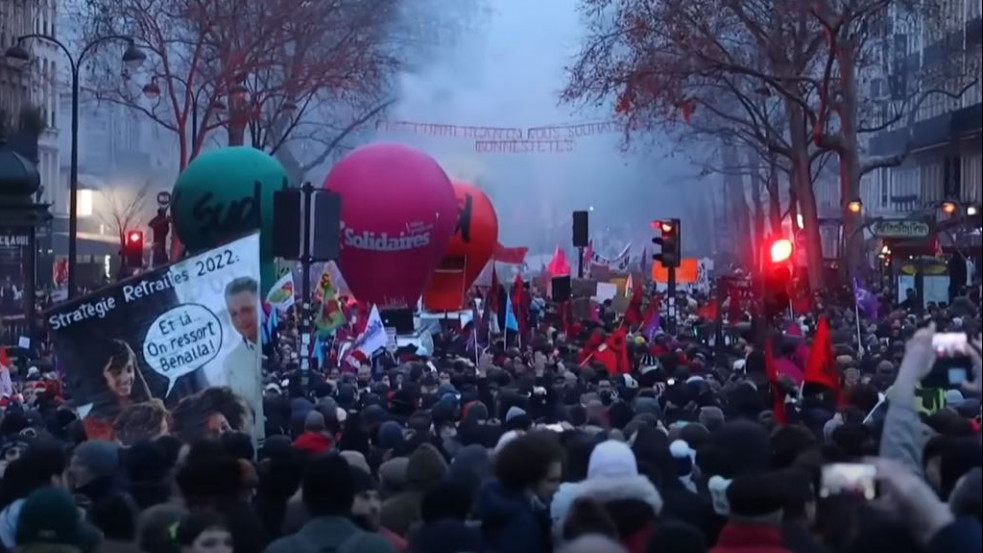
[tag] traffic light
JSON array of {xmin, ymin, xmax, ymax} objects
[
  {"xmin": 651, "ymin": 218, "xmax": 681, "ymax": 268},
  {"xmin": 762, "ymin": 237, "xmax": 792, "ymax": 318},
  {"xmin": 124, "ymin": 230, "xmax": 145, "ymax": 268}
]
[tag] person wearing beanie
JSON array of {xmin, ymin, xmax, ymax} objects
[
  {"xmin": 710, "ymin": 472, "xmax": 792, "ymax": 553},
  {"xmin": 376, "ymin": 421, "xmax": 406, "ymax": 453},
  {"xmin": 407, "ymin": 481, "xmax": 483, "ymax": 553},
  {"xmin": 698, "ymin": 407, "xmax": 725, "ymax": 432},
  {"xmin": 553, "ymin": 440, "xmax": 662, "ymax": 553},
  {"xmin": 292, "ymin": 411, "xmax": 334, "ymax": 455},
  {"xmin": 349, "ymin": 466, "xmax": 406, "ymax": 553},
  {"xmin": 15, "ymin": 487, "xmax": 101, "ymax": 553},
  {"xmin": 340, "ymin": 451, "xmax": 372, "ymax": 476},
  {"xmin": 504, "ymin": 406, "xmax": 531, "ymax": 431},
  {"xmin": 67, "ymin": 440, "xmax": 128, "ymax": 518},
  {"xmin": 379, "ymin": 443, "xmax": 447, "ymax": 537},
  {"xmin": 670, "ymin": 440, "xmax": 698, "ymax": 493}
]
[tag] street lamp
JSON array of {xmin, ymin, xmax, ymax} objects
[
  {"xmin": 6, "ymin": 35, "xmax": 144, "ymax": 299},
  {"xmin": 846, "ymin": 199, "xmax": 863, "ymax": 215},
  {"xmin": 968, "ymin": 205, "xmax": 980, "ymax": 217},
  {"xmin": 142, "ymin": 77, "xmax": 161, "ymax": 100},
  {"xmin": 940, "ymin": 201, "xmax": 958, "ymax": 216}
]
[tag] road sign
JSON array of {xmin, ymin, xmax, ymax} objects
[
  {"xmin": 873, "ymin": 219, "xmax": 931, "ymax": 239},
  {"xmin": 156, "ymin": 191, "xmax": 172, "ymax": 208}
]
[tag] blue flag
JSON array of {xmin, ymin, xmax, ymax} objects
[{"xmin": 504, "ymin": 294, "xmax": 519, "ymax": 331}]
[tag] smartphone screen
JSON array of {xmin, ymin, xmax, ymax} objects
[
  {"xmin": 933, "ymin": 333, "xmax": 968, "ymax": 356},
  {"xmin": 820, "ymin": 463, "xmax": 877, "ymax": 500}
]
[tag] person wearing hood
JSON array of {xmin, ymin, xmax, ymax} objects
[
  {"xmin": 379, "ymin": 443, "xmax": 447, "ymax": 537},
  {"xmin": 14, "ymin": 487, "xmax": 102, "ymax": 553},
  {"xmin": 349, "ymin": 466, "xmax": 406, "ymax": 553},
  {"xmin": 291, "ymin": 412, "xmax": 334, "ymax": 455},
  {"xmin": 264, "ymin": 454, "xmax": 393, "ymax": 553},
  {"xmin": 66, "ymin": 441, "xmax": 129, "ymax": 518},
  {"xmin": 0, "ymin": 444, "xmax": 68, "ymax": 551},
  {"xmin": 551, "ymin": 440, "xmax": 662, "ymax": 553},
  {"xmin": 710, "ymin": 472, "xmax": 793, "ymax": 553},
  {"xmin": 407, "ymin": 480, "xmax": 484, "ymax": 553},
  {"xmin": 474, "ymin": 431, "xmax": 564, "ymax": 553}
]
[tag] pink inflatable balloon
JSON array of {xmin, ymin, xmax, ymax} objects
[{"xmin": 323, "ymin": 143, "xmax": 456, "ymax": 309}]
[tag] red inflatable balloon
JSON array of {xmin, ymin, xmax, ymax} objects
[
  {"xmin": 423, "ymin": 182, "xmax": 499, "ymax": 311},
  {"xmin": 324, "ymin": 143, "xmax": 456, "ymax": 309}
]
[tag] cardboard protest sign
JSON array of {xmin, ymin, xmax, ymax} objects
[
  {"xmin": 46, "ymin": 234, "xmax": 263, "ymax": 445},
  {"xmin": 571, "ymin": 278, "xmax": 598, "ymax": 297}
]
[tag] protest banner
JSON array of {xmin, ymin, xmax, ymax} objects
[{"xmin": 46, "ymin": 234, "xmax": 263, "ymax": 445}]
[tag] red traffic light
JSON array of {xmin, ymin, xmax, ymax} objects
[
  {"xmin": 127, "ymin": 231, "xmax": 143, "ymax": 244},
  {"xmin": 651, "ymin": 220, "xmax": 674, "ymax": 233},
  {"xmin": 769, "ymin": 238, "xmax": 793, "ymax": 263}
]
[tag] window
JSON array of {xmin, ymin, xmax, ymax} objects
[
  {"xmin": 969, "ymin": 0, "xmax": 981, "ymax": 20},
  {"xmin": 880, "ymin": 168, "xmax": 890, "ymax": 208}
]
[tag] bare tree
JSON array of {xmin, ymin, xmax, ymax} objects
[{"xmin": 98, "ymin": 180, "xmax": 152, "ymax": 252}]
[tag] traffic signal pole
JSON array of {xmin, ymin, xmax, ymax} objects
[{"xmin": 667, "ymin": 265, "xmax": 677, "ymax": 335}]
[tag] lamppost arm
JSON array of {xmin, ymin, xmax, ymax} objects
[{"xmin": 16, "ymin": 33, "xmax": 77, "ymax": 75}]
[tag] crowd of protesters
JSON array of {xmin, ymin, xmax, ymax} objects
[{"xmin": 0, "ymin": 274, "xmax": 980, "ymax": 553}]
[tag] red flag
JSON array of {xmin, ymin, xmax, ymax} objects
[
  {"xmin": 488, "ymin": 267, "xmax": 500, "ymax": 314},
  {"xmin": 765, "ymin": 340, "xmax": 788, "ymax": 425},
  {"xmin": 579, "ymin": 329, "xmax": 605, "ymax": 365},
  {"xmin": 805, "ymin": 316, "xmax": 841, "ymax": 402},
  {"xmin": 591, "ymin": 327, "xmax": 630, "ymax": 375},
  {"xmin": 547, "ymin": 247, "xmax": 571, "ymax": 277},
  {"xmin": 511, "ymin": 274, "xmax": 529, "ymax": 341},
  {"xmin": 0, "ymin": 347, "xmax": 9, "ymax": 368},
  {"xmin": 697, "ymin": 300, "xmax": 718, "ymax": 320},
  {"xmin": 623, "ymin": 284, "xmax": 644, "ymax": 326},
  {"xmin": 493, "ymin": 244, "xmax": 528, "ymax": 265}
]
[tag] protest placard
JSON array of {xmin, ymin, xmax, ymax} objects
[{"xmin": 46, "ymin": 234, "xmax": 263, "ymax": 444}]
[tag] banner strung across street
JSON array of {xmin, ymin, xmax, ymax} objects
[{"xmin": 46, "ymin": 233, "xmax": 263, "ymax": 444}]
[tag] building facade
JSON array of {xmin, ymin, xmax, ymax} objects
[
  {"xmin": 0, "ymin": 0, "xmax": 34, "ymax": 125},
  {"xmin": 864, "ymin": 0, "xmax": 982, "ymax": 219}
]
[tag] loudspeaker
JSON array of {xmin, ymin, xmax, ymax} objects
[
  {"xmin": 310, "ymin": 190, "xmax": 341, "ymax": 261},
  {"xmin": 572, "ymin": 210, "xmax": 589, "ymax": 247},
  {"xmin": 552, "ymin": 276, "xmax": 571, "ymax": 302},
  {"xmin": 381, "ymin": 309, "xmax": 415, "ymax": 334},
  {"xmin": 273, "ymin": 189, "xmax": 302, "ymax": 259}
]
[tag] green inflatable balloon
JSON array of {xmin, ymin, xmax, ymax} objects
[{"xmin": 171, "ymin": 147, "xmax": 289, "ymax": 293}]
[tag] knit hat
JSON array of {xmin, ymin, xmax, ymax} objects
[
  {"xmin": 698, "ymin": 406, "xmax": 725, "ymax": 431},
  {"xmin": 505, "ymin": 406, "xmax": 527, "ymax": 424},
  {"xmin": 587, "ymin": 440, "xmax": 637, "ymax": 479},
  {"xmin": 377, "ymin": 421, "xmax": 405, "ymax": 451},
  {"xmin": 73, "ymin": 440, "xmax": 120, "ymax": 480},
  {"xmin": 360, "ymin": 404, "xmax": 388, "ymax": 427},
  {"xmin": 669, "ymin": 440, "xmax": 695, "ymax": 477},
  {"xmin": 304, "ymin": 410, "xmax": 325, "ymax": 431},
  {"xmin": 15, "ymin": 487, "xmax": 83, "ymax": 546},
  {"xmin": 339, "ymin": 451, "xmax": 371, "ymax": 475}
]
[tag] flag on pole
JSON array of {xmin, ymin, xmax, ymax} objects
[{"xmin": 504, "ymin": 294, "xmax": 519, "ymax": 332}]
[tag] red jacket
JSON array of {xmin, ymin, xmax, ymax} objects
[
  {"xmin": 710, "ymin": 523, "xmax": 793, "ymax": 553},
  {"xmin": 292, "ymin": 431, "xmax": 334, "ymax": 454}
]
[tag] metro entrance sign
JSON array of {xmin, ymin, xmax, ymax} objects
[{"xmin": 873, "ymin": 219, "xmax": 931, "ymax": 239}]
